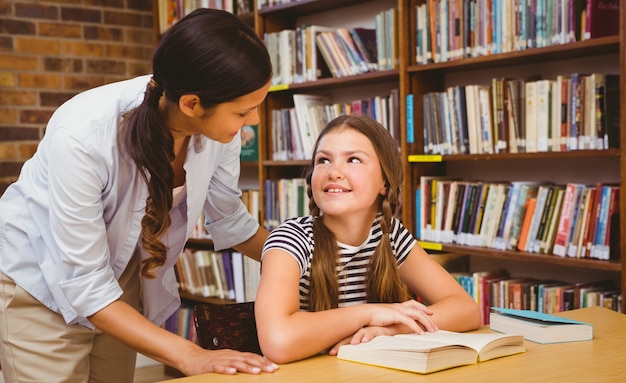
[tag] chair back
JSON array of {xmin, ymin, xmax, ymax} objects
[{"xmin": 192, "ymin": 301, "xmax": 261, "ymax": 355}]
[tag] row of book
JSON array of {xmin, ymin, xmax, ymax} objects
[
  {"xmin": 453, "ymin": 269, "xmax": 622, "ymax": 325},
  {"xmin": 156, "ymin": 0, "xmax": 254, "ymax": 35},
  {"xmin": 264, "ymin": 8, "xmax": 397, "ymax": 86},
  {"xmin": 164, "ymin": 302, "xmax": 198, "ymax": 344},
  {"xmin": 190, "ymin": 189, "xmax": 261, "ymax": 239},
  {"xmin": 175, "ymin": 249, "xmax": 261, "ymax": 303},
  {"xmin": 409, "ymin": 73, "xmax": 620, "ymax": 155},
  {"xmin": 270, "ymin": 91, "xmax": 400, "ymax": 161},
  {"xmin": 417, "ymin": 178, "xmax": 620, "ymax": 261},
  {"xmin": 256, "ymin": 0, "xmax": 293, "ymax": 9},
  {"xmin": 414, "ymin": 0, "xmax": 619, "ymax": 65},
  {"xmin": 264, "ymin": 178, "xmax": 310, "ymax": 230}
]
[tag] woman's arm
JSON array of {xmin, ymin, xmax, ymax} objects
[
  {"xmin": 399, "ymin": 244, "xmax": 481, "ymax": 332},
  {"xmin": 89, "ymin": 300, "xmax": 278, "ymax": 376},
  {"xmin": 255, "ymin": 249, "xmax": 427, "ymax": 364},
  {"xmin": 232, "ymin": 226, "xmax": 270, "ymax": 262}
]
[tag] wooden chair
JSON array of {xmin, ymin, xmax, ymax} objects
[{"xmin": 192, "ymin": 301, "xmax": 262, "ymax": 355}]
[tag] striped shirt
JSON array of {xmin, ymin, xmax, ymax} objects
[{"xmin": 262, "ymin": 215, "xmax": 416, "ymax": 310}]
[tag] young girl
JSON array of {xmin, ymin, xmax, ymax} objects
[
  {"xmin": 255, "ymin": 114, "xmax": 481, "ymax": 364},
  {"xmin": 0, "ymin": 9, "xmax": 277, "ymax": 381}
]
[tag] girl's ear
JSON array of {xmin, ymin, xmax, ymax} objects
[
  {"xmin": 379, "ymin": 183, "xmax": 388, "ymax": 196},
  {"xmin": 178, "ymin": 94, "xmax": 201, "ymax": 117}
]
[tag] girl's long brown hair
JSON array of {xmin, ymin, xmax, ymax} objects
[
  {"xmin": 121, "ymin": 9, "xmax": 272, "ymax": 278},
  {"xmin": 305, "ymin": 114, "xmax": 410, "ymax": 311}
]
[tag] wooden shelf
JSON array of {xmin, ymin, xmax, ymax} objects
[
  {"xmin": 409, "ymin": 149, "xmax": 621, "ymax": 162},
  {"xmin": 258, "ymin": 0, "xmax": 368, "ymax": 17},
  {"xmin": 269, "ymin": 70, "xmax": 400, "ymax": 93},
  {"xmin": 438, "ymin": 244, "xmax": 621, "ymax": 272},
  {"xmin": 407, "ymin": 36, "xmax": 619, "ymax": 74}
]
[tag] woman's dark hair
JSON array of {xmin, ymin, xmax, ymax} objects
[
  {"xmin": 304, "ymin": 114, "xmax": 410, "ymax": 311},
  {"xmin": 122, "ymin": 9, "xmax": 272, "ymax": 278}
]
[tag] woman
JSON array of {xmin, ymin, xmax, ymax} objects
[
  {"xmin": 0, "ymin": 8, "xmax": 277, "ymax": 382},
  {"xmin": 255, "ymin": 114, "xmax": 481, "ymax": 363}
]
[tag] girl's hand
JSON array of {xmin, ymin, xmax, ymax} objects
[
  {"xmin": 327, "ymin": 325, "xmax": 398, "ymax": 356},
  {"xmin": 182, "ymin": 349, "xmax": 279, "ymax": 376},
  {"xmin": 367, "ymin": 299, "xmax": 438, "ymax": 334}
]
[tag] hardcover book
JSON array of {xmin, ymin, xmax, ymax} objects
[
  {"xmin": 490, "ymin": 307, "xmax": 593, "ymax": 344},
  {"xmin": 337, "ymin": 330, "xmax": 525, "ymax": 374},
  {"xmin": 584, "ymin": 0, "xmax": 620, "ymax": 39},
  {"xmin": 240, "ymin": 124, "xmax": 258, "ymax": 162}
]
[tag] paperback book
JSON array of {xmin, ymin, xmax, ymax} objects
[{"xmin": 337, "ymin": 330, "xmax": 525, "ymax": 374}]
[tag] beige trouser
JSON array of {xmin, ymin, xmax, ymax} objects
[{"xmin": 0, "ymin": 255, "xmax": 142, "ymax": 383}]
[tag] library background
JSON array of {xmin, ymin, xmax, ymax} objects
[{"xmin": 1, "ymin": 0, "xmax": 624, "ymax": 378}]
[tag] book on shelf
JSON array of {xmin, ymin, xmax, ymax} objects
[
  {"xmin": 337, "ymin": 330, "xmax": 525, "ymax": 374},
  {"xmin": 490, "ymin": 307, "xmax": 593, "ymax": 344},
  {"xmin": 240, "ymin": 124, "xmax": 258, "ymax": 162},
  {"xmin": 584, "ymin": 0, "xmax": 620, "ymax": 40},
  {"xmin": 292, "ymin": 94, "xmax": 332, "ymax": 159},
  {"xmin": 350, "ymin": 27, "xmax": 378, "ymax": 71}
]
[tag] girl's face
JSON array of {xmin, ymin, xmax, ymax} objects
[
  {"xmin": 175, "ymin": 80, "xmax": 271, "ymax": 143},
  {"xmin": 311, "ymin": 127, "xmax": 387, "ymax": 219}
]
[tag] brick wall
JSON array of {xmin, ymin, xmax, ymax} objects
[{"xmin": 0, "ymin": 0, "xmax": 155, "ymax": 195}]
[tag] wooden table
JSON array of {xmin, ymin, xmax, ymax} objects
[{"xmin": 157, "ymin": 306, "xmax": 626, "ymax": 382}]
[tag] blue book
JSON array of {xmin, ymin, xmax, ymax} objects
[
  {"xmin": 406, "ymin": 93, "xmax": 414, "ymax": 144},
  {"xmin": 490, "ymin": 307, "xmax": 593, "ymax": 344}
]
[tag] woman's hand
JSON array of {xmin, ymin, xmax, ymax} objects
[{"xmin": 181, "ymin": 348, "xmax": 279, "ymax": 376}]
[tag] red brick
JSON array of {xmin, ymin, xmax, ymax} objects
[
  {"xmin": 85, "ymin": 0, "xmax": 125, "ymax": 8},
  {"xmin": 86, "ymin": 59, "xmax": 126, "ymax": 75},
  {"xmin": 19, "ymin": 142, "xmax": 39, "ymax": 160},
  {"xmin": 39, "ymin": 91, "xmax": 75, "ymax": 107},
  {"xmin": 0, "ymin": 36, "xmax": 13, "ymax": 51},
  {"xmin": 15, "ymin": 3, "xmax": 59, "ymax": 20},
  {"xmin": 104, "ymin": 10, "xmax": 152, "ymax": 28},
  {"xmin": 38, "ymin": 22, "xmax": 82, "ymax": 38},
  {"xmin": 15, "ymin": 37, "xmax": 61, "ymax": 55},
  {"xmin": 0, "ymin": 72, "xmax": 16, "ymax": 87},
  {"xmin": 0, "ymin": 90, "xmax": 38, "ymax": 106},
  {"xmin": 125, "ymin": 28, "xmax": 155, "ymax": 46},
  {"xmin": 19, "ymin": 109, "xmax": 54, "ymax": 124},
  {"xmin": 127, "ymin": 0, "xmax": 153, "ymax": 12},
  {"xmin": 60, "ymin": 7, "xmax": 101, "ymax": 23},
  {"xmin": 18, "ymin": 73, "xmax": 63, "ymax": 89},
  {"xmin": 60, "ymin": 40, "xmax": 104, "ymax": 57},
  {"xmin": 0, "ymin": 108, "xmax": 17, "ymax": 124},
  {"xmin": 0, "ymin": 162, "xmax": 24, "ymax": 176},
  {"xmin": 0, "ymin": 18, "xmax": 36, "ymax": 35},
  {"xmin": 128, "ymin": 61, "xmax": 152, "ymax": 76},
  {"xmin": 84, "ymin": 25, "xmax": 123, "ymax": 41},
  {"xmin": 0, "ymin": 54, "xmax": 38, "ymax": 70},
  {"xmin": 0, "ymin": 126, "xmax": 41, "ymax": 141},
  {"xmin": 0, "ymin": 143, "xmax": 18, "ymax": 160},
  {"xmin": 43, "ymin": 57, "xmax": 83, "ymax": 73},
  {"xmin": 105, "ymin": 44, "xmax": 148, "ymax": 60},
  {"xmin": 0, "ymin": 3, "xmax": 12, "ymax": 16},
  {"xmin": 63, "ymin": 75, "xmax": 106, "ymax": 91}
]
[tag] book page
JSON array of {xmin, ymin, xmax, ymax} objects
[{"xmin": 394, "ymin": 330, "xmax": 524, "ymax": 361}]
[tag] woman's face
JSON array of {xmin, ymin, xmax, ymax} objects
[
  {"xmin": 311, "ymin": 127, "xmax": 387, "ymax": 219},
  {"xmin": 176, "ymin": 80, "xmax": 271, "ymax": 143}
]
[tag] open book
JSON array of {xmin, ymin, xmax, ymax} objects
[
  {"xmin": 489, "ymin": 307, "xmax": 593, "ymax": 344},
  {"xmin": 337, "ymin": 330, "xmax": 525, "ymax": 374}
]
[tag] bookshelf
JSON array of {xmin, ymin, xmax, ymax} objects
[
  {"xmin": 403, "ymin": 1, "xmax": 624, "ymax": 314},
  {"xmin": 255, "ymin": 0, "xmax": 402, "ymax": 230},
  {"xmin": 254, "ymin": 0, "xmax": 624, "ymax": 313},
  {"xmin": 153, "ymin": 0, "xmax": 625, "ymax": 324}
]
